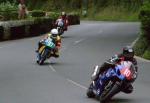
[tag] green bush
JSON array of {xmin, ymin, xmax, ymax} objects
[
  {"xmin": 0, "ymin": 10, "xmax": 18, "ymax": 21},
  {"xmin": 0, "ymin": 1, "xmax": 17, "ymax": 11},
  {"xmin": 143, "ymin": 46, "xmax": 150, "ymax": 60},
  {"xmin": 0, "ymin": 1, "xmax": 17, "ymax": 21},
  {"xmin": 30, "ymin": 10, "xmax": 46, "ymax": 17},
  {"xmin": 134, "ymin": 1, "xmax": 150, "ymax": 59},
  {"xmin": 10, "ymin": 11, "xmax": 18, "ymax": 20},
  {"xmin": 139, "ymin": 1, "xmax": 150, "ymax": 41},
  {"xmin": 139, "ymin": 1, "xmax": 150, "ymax": 14},
  {"xmin": 33, "ymin": 17, "xmax": 51, "ymax": 24},
  {"xmin": 133, "ymin": 35, "xmax": 149, "ymax": 56},
  {"xmin": 46, "ymin": 12, "xmax": 59, "ymax": 20},
  {"xmin": 68, "ymin": 11, "xmax": 80, "ymax": 16}
]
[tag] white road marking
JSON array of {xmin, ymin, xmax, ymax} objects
[
  {"xmin": 74, "ymin": 39, "xmax": 85, "ymax": 45},
  {"xmin": 48, "ymin": 64, "xmax": 87, "ymax": 90},
  {"xmin": 48, "ymin": 65, "xmax": 56, "ymax": 72},
  {"xmin": 131, "ymin": 37, "xmax": 139, "ymax": 47},
  {"xmin": 67, "ymin": 78, "xmax": 87, "ymax": 90},
  {"xmin": 135, "ymin": 56, "xmax": 150, "ymax": 62},
  {"xmin": 131, "ymin": 37, "xmax": 150, "ymax": 62}
]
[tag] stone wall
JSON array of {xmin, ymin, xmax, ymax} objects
[{"xmin": 0, "ymin": 15, "xmax": 80, "ymax": 41}]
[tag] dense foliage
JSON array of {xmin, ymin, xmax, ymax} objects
[
  {"xmin": 25, "ymin": 0, "xmax": 143, "ymax": 10},
  {"xmin": 0, "ymin": 1, "xmax": 18, "ymax": 21},
  {"xmin": 140, "ymin": 1, "xmax": 150, "ymax": 41},
  {"xmin": 23, "ymin": 0, "xmax": 144, "ymax": 21},
  {"xmin": 0, "ymin": 0, "xmax": 145, "ymax": 21},
  {"xmin": 134, "ymin": 1, "xmax": 150, "ymax": 59},
  {"xmin": 31, "ymin": 10, "xmax": 46, "ymax": 17}
]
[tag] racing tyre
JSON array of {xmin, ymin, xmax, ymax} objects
[
  {"xmin": 100, "ymin": 81, "xmax": 121, "ymax": 103},
  {"xmin": 86, "ymin": 88, "xmax": 95, "ymax": 98},
  {"xmin": 86, "ymin": 83, "xmax": 95, "ymax": 98}
]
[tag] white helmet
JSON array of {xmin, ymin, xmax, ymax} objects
[{"xmin": 51, "ymin": 29, "xmax": 58, "ymax": 35}]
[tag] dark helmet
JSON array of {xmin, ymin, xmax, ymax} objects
[{"xmin": 123, "ymin": 46, "xmax": 134, "ymax": 59}]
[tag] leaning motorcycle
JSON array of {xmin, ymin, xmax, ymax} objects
[
  {"xmin": 56, "ymin": 20, "xmax": 64, "ymax": 36},
  {"xmin": 36, "ymin": 38, "xmax": 56, "ymax": 65},
  {"xmin": 86, "ymin": 61, "xmax": 137, "ymax": 103}
]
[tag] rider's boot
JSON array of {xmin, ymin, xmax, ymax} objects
[{"xmin": 54, "ymin": 52, "xmax": 59, "ymax": 58}]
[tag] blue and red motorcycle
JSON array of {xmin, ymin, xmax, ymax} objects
[{"xmin": 86, "ymin": 61, "xmax": 137, "ymax": 103}]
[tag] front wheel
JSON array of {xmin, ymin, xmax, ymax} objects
[
  {"xmin": 87, "ymin": 88, "xmax": 95, "ymax": 98},
  {"xmin": 38, "ymin": 48, "xmax": 49, "ymax": 65},
  {"xmin": 39, "ymin": 60, "xmax": 43, "ymax": 65},
  {"xmin": 59, "ymin": 30, "xmax": 64, "ymax": 36},
  {"xmin": 86, "ymin": 83, "xmax": 95, "ymax": 98}
]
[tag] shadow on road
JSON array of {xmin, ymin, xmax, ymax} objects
[
  {"xmin": 61, "ymin": 35, "xmax": 74, "ymax": 39},
  {"xmin": 86, "ymin": 96, "xmax": 133, "ymax": 103},
  {"xmin": 108, "ymin": 97, "xmax": 134, "ymax": 103},
  {"xmin": 36, "ymin": 61, "xmax": 67, "ymax": 66}
]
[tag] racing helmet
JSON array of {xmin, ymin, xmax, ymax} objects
[
  {"xmin": 123, "ymin": 46, "xmax": 134, "ymax": 59},
  {"xmin": 50, "ymin": 29, "xmax": 58, "ymax": 39},
  {"xmin": 61, "ymin": 11, "xmax": 66, "ymax": 16}
]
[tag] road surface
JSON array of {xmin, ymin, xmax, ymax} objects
[{"xmin": 0, "ymin": 21, "xmax": 150, "ymax": 103}]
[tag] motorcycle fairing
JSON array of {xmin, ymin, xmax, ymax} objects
[{"xmin": 94, "ymin": 62, "xmax": 132, "ymax": 96}]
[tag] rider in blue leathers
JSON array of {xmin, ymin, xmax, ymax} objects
[{"xmin": 91, "ymin": 46, "xmax": 138, "ymax": 93}]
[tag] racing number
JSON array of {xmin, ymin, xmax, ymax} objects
[{"xmin": 123, "ymin": 69, "xmax": 131, "ymax": 77}]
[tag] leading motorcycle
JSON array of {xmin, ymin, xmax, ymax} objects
[
  {"xmin": 36, "ymin": 38, "xmax": 56, "ymax": 65},
  {"xmin": 86, "ymin": 61, "xmax": 137, "ymax": 103}
]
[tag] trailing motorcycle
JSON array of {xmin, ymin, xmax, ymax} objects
[
  {"xmin": 56, "ymin": 19, "xmax": 64, "ymax": 36},
  {"xmin": 36, "ymin": 38, "xmax": 56, "ymax": 65},
  {"xmin": 86, "ymin": 61, "xmax": 137, "ymax": 103}
]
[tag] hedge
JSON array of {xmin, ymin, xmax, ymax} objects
[
  {"xmin": 0, "ymin": 26, "xmax": 4, "ymax": 40},
  {"xmin": 68, "ymin": 14, "xmax": 80, "ymax": 25},
  {"xmin": 139, "ymin": 1, "xmax": 150, "ymax": 43},
  {"xmin": 46, "ymin": 12, "xmax": 60, "ymax": 20},
  {"xmin": 30, "ymin": 10, "xmax": 46, "ymax": 17},
  {"xmin": 134, "ymin": 1, "xmax": 150, "ymax": 60},
  {"xmin": 0, "ymin": 17, "xmax": 54, "ymax": 40},
  {"xmin": 133, "ymin": 34, "xmax": 148, "ymax": 56},
  {"xmin": 0, "ymin": 1, "xmax": 18, "ymax": 21},
  {"xmin": 0, "ymin": 10, "xmax": 18, "ymax": 21},
  {"xmin": 143, "ymin": 46, "xmax": 150, "ymax": 59},
  {"xmin": 0, "ymin": 14, "xmax": 80, "ymax": 41}
]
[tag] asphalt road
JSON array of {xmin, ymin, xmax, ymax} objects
[{"xmin": 0, "ymin": 21, "xmax": 150, "ymax": 103}]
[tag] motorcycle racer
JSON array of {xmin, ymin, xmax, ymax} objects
[
  {"xmin": 36, "ymin": 29, "xmax": 61, "ymax": 58},
  {"xmin": 91, "ymin": 46, "xmax": 138, "ymax": 93}
]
